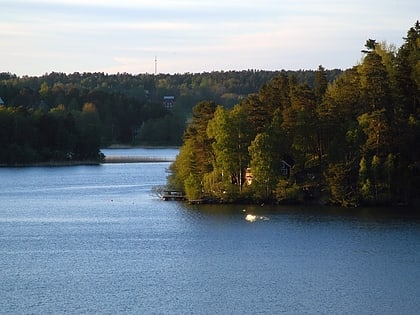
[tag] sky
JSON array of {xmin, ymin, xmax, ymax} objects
[{"xmin": 1, "ymin": 0, "xmax": 419, "ymax": 76}]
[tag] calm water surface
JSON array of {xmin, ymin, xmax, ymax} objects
[{"xmin": 1, "ymin": 149, "xmax": 419, "ymax": 314}]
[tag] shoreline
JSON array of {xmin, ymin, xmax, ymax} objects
[
  {"xmin": 0, "ymin": 146, "xmax": 179, "ymax": 167},
  {"xmin": 0, "ymin": 160, "xmax": 102, "ymax": 167},
  {"xmin": 105, "ymin": 144, "xmax": 180, "ymax": 149},
  {"xmin": 0, "ymin": 156, "xmax": 175, "ymax": 167},
  {"xmin": 103, "ymin": 156, "xmax": 175, "ymax": 163}
]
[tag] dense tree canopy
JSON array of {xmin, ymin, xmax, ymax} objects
[
  {"xmin": 0, "ymin": 68, "xmax": 341, "ymax": 164},
  {"xmin": 0, "ymin": 104, "xmax": 101, "ymax": 164},
  {"xmin": 168, "ymin": 22, "xmax": 420, "ymax": 206}
]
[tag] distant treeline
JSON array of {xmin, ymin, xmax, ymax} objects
[
  {"xmin": 0, "ymin": 68, "xmax": 342, "ymax": 164},
  {"xmin": 0, "ymin": 104, "xmax": 102, "ymax": 164},
  {"xmin": 168, "ymin": 22, "xmax": 420, "ymax": 207}
]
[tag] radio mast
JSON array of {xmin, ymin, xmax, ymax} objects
[{"xmin": 154, "ymin": 56, "xmax": 157, "ymax": 75}]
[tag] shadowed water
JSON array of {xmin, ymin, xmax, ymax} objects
[{"xmin": 0, "ymin": 154, "xmax": 419, "ymax": 314}]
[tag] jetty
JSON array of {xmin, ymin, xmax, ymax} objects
[
  {"xmin": 103, "ymin": 156, "xmax": 175, "ymax": 163},
  {"xmin": 159, "ymin": 190, "xmax": 186, "ymax": 201}
]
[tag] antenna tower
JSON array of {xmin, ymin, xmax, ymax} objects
[{"xmin": 154, "ymin": 56, "xmax": 157, "ymax": 75}]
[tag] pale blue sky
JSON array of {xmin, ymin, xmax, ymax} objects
[{"xmin": 1, "ymin": 0, "xmax": 418, "ymax": 76}]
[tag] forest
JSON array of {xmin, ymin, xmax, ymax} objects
[
  {"xmin": 0, "ymin": 66, "xmax": 341, "ymax": 164},
  {"xmin": 168, "ymin": 22, "xmax": 420, "ymax": 207}
]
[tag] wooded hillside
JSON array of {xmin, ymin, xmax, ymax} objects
[
  {"xmin": 168, "ymin": 22, "xmax": 420, "ymax": 207},
  {"xmin": 0, "ymin": 68, "xmax": 341, "ymax": 164}
]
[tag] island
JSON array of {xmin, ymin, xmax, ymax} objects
[{"xmin": 166, "ymin": 23, "xmax": 420, "ymax": 207}]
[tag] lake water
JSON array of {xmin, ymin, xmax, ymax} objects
[{"xmin": 1, "ymin": 149, "xmax": 419, "ymax": 314}]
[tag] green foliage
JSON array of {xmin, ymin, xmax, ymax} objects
[
  {"xmin": 168, "ymin": 21, "xmax": 420, "ymax": 206},
  {"xmin": 0, "ymin": 105, "xmax": 102, "ymax": 164},
  {"xmin": 275, "ymin": 179, "xmax": 303, "ymax": 203},
  {"xmin": 0, "ymin": 69, "xmax": 341, "ymax": 148},
  {"xmin": 136, "ymin": 113, "xmax": 185, "ymax": 146},
  {"xmin": 167, "ymin": 139, "xmax": 194, "ymax": 191},
  {"xmin": 184, "ymin": 174, "xmax": 202, "ymax": 201},
  {"xmin": 324, "ymin": 162, "xmax": 358, "ymax": 207},
  {"xmin": 248, "ymin": 133, "xmax": 280, "ymax": 200},
  {"xmin": 207, "ymin": 104, "xmax": 252, "ymax": 199},
  {"xmin": 167, "ymin": 101, "xmax": 217, "ymax": 193},
  {"xmin": 314, "ymin": 65, "xmax": 328, "ymax": 103}
]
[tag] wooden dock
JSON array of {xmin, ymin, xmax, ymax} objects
[{"xmin": 159, "ymin": 190, "xmax": 186, "ymax": 201}]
